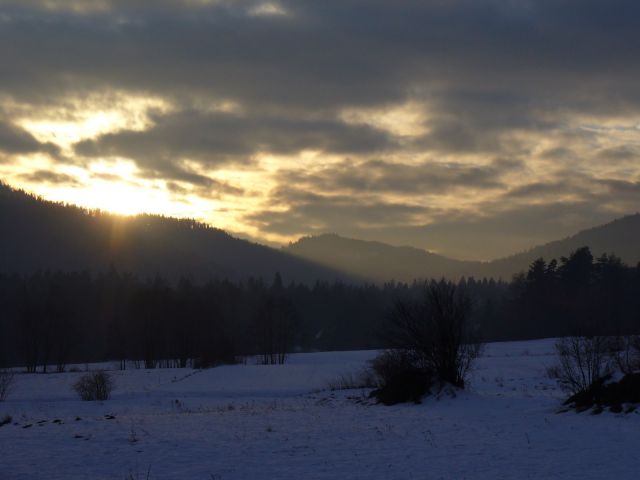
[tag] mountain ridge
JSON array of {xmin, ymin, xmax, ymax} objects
[
  {"xmin": 0, "ymin": 183, "xmax": 354, "ymax": 284},
  {"xmin": 2, "ymin": 182, "xmax": 639, "ymax": 283},
  {"xmin": 285, "ymin": 214, "xmax": 640, "ymax": 282}
]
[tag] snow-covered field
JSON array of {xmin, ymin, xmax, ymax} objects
[{"xmin": 2, "ymin": 339, "xmax": 639, "ymax": 479}]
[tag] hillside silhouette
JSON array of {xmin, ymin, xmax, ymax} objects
[
  {"xmin": 0, "ymin": 183, "xmax": 350, "ymax": 283},
  {"xmin": 486, "ymin": 215, "xmax": 640, "ymax": 279},
  {"xmin": 3, "ymin": 182, "xmax": 639, "ymax": 283},
  {"xmin": 286, "ymin": 216, "xmax": 640, "ymax": 282},
  {"xmin": 286, "ymin": 234, "xmax": 478, "ymax": 282}
]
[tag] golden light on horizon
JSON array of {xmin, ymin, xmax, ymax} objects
[{"xmin": 1, "ymin": 82, "xmax": 639, "ymax": 259}]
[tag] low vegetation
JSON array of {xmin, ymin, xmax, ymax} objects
[
  {"xmin": 611, "ymin": 335, "xmax": 640, "ymax": 374},
  {"xmin": 547, "ymin": 335, "xmax": 612, "ymax": 395},
  {"xmin": 73, "ymin": 371, "xmax": 114, "ymax": 401},
  {"xmin": 0, "ymin": 369, "xmax": 15, "ymax": 402},
  {"xmin": 370, "ymin": 280, "xmax": 483, "ymax": 405},
  {"xmin": 550, "ymin": 334, "xmax": 640, "ymax": 413},
  {"xmin": 369, "ymin": 350, "xmax": 432, "ymax": 405},
  {"xmin": 564, "ymin": 373, "xmax": 640, "ymax": 413}
]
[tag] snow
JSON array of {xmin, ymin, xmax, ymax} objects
[{"xmin": 1, "ymin": 339, "xmax": 639, "ymax": 479}]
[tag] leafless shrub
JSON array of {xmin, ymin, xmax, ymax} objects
[
  {"xmin": 548, "ymin": 336, "xmax": 612, "ymax": 395},
  {"xmin": 0, "ymin": 369, "xmax": 15, "ymax": 402},
  {"xmin": 370, "ymin": 281, "xmax": 484, "ymax": 405},
  {"xmin": 610, "ymin": 335, "xmax": 640, "ymax": 374},
  {"xmin": 386, "ymin": 280, "xmax": 483, "ymax": 388},
  {"xmin": 73, "ymin": 371, "xmax": 114, "ymax": 401}
]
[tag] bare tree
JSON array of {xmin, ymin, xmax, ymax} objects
[{"xmin": 387, "ymin": 280, "xmax": 483, "ymax": 388}]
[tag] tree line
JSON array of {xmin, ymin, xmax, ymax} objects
[
  {"xmin": 507, "ymin": 247, "xmax": 640, "ymax": 338},
  {"xmin": 0, "ymin": 246, "xmax": 639, "ymax": 371},
  {"xmin": 0, "ymin": 270, "xmax": 394, "ymax": 370}
]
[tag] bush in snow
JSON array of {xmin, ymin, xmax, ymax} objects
[
  {"xmin": 0, "ymin": 369, "xmax": 14, "ymax": 402},
  {"xmin": 371, "ymin": 280, "xmax": 483, "ymax": 405},
  {"xmin": 369, "ymin": 350, "xmax": 433, "ymax": 405},
  {"xmin": 610, "ymin": 335, "xmax": 640, "ymax": 374},
  {"xmin": 563, "ymin": 372, "xmax": 640, "ymax": 414},
  {"xmin": 552, "ymin": 334, "xmax": 640, "ymax": 413},
  {"xmin": 73, "ymin": 371, "xmax": 114, "ymax": 401},
  {"xmin": 548, "ymin": 335, "xmax": 612, "ymax": 396}
]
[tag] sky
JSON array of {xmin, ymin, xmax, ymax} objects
[{"xmin": 1, "ymin": 0, "xmax": 640, "ymax": 261}]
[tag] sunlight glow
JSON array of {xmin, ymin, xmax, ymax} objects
[
  {"xmin": 247, "ymin": 2, "xmax": 289, "ymax": 17},
  {"xmin": 340, "ymin": 102, "xmax": 430, "ymax": 138},
  {"xmin": 16, "ymin": 94, "xmax": 172, "ymax": 153}
]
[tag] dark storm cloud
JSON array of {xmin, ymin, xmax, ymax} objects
[
  {"xmin": 505, "ymin": 182, "xmax": 573, "ymax": 199},
  {"xmin": 277, "ymin": 157, "xmax": 519, "ymax": 195},
  {"xmin": 248, "ymin": 188, "xmax": 428, "ymax": 236},
  {"xmin": 0, "ymin": 120, "xmax": 59, "ymax": 156},
  {"xmin": 0, "ymin": 1, "xmax": 406, "ymax": 110},
  {"xmin": 596, "ymin": 146, "xmax": 640, "ymax": 161},
  {"xmin": 3, "ymin": 0, "xmax": 640, "ymax": 258},
  {"xmin": 504, "ymin": 174, "xmax": 640, "ymax": 203},
  {"xmin": 2, "ymin": 0, "xmax": 640, "ymax": 112},
  {"xmin": 597, "ymin": 179, "xmax": 640, "ymax": 198},
  {"xmin": 75, "ymin": 110, "xmax": 395, "ymax": 168},
  {"xmin": 2, "ymin": 0, "xmax": 639, "ymax": 148},
  {"xmin": 17, "ymin": 170, "xmax": 81, "ymax": 186},
  {"xmin": 167, "ymin": 177, "xmax": 244, "ymax": 197}
]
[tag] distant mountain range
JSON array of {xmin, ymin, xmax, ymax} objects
[
  {"xmin": 286, "ymin": 215, "xmax": 640, "ymax": 282},
  {"xmin": 286, "ymin": 234, "xmax": 477, "ymax": 282},
  {"xmin": 2, "ymin": 182, "xmax": 639, "ymax": 283}
]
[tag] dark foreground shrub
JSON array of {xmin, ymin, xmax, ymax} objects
[
  {"xmin": 73, "ymin": 371, "xmax": 114, "ymax": 401},
  {"xmin": 369, "ymin": 350, "xmax": 433, "ymax": 405},
  {"xmin": 612, "ymin": 335, "xmax": 640, "ymax": 374},
  {"xmin": 548, "ymin": 335, "xmax": 611, "ymax": 395},
  {"xmin": 564, "ymin": 372, "xmax": 640, "ymax": 413},
  {"xmin": 0, "ymin": 414, "xmax": 11, "ymax": 427},
  {"xmin": 371, "ymin": 281, "xmax": 483, "ymax": 405}
]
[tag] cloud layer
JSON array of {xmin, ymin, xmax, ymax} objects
[{"xmin": 1, "ymin": 0, "xmax": 640, "ymax": 259}]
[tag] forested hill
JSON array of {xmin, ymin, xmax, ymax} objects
[
  {"xmin": 286, "ymin": 234, "xmax": 481, "ymax": 283},
  {"xmin": 286, "ymin": 215, "xmax": 640, "ymax": 282},
  {"xmin": 485, "ymin": 214, "xmax": 640, "ymax": 279},
  {"xmin": 0, "ymin": 183, "xmax": 350, "ymax": 284},
  {"xmin": 3, "ymin": 182, "xmax": 639, "ymax": 284}
]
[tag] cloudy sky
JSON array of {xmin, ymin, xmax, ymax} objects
[{"xmin": 1, "ymin": 0, "xmax": 640, "ymax": 260}]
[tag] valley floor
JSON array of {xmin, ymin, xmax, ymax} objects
[{"xmin": 1, "ymin": 339, "xmax": 639, "ymax": 479}]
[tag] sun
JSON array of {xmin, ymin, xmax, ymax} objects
[{"xmin": 81, "ymin": 182, "xmax": 166, "ymax": 216}]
